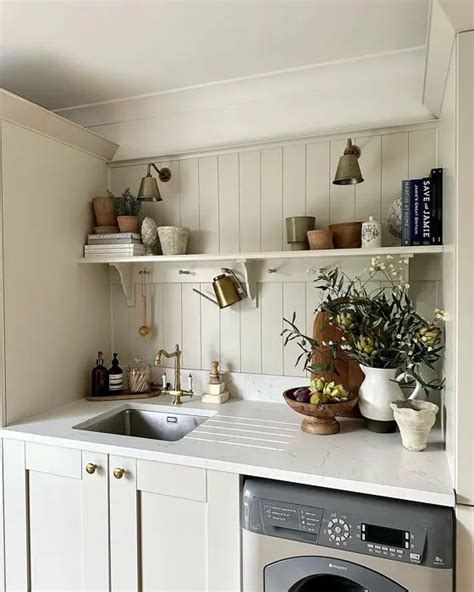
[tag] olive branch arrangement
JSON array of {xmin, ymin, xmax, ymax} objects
[{"xmin": 282, "ymin": 256, "xmax": 447, "ymax": 394}]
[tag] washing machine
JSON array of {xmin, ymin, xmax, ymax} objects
[{"xmin": 242, "ymin": 478, "xmax": 453, "ymax": 592}]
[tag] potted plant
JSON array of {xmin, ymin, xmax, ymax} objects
[
  {"xmin": 283, "ymin": 255, "xmax": 447, "ymax": 434},
  {"xmin": 284, "ymin": 377, "xmax": 357, "ymax": 435},
  {"xmin": 109, "ymin": 188, "xmax": 141, "ymax": 233}
]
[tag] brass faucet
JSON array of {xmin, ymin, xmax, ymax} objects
[{"xmin": 155, "ymin": 344, "xmax": 193, "ymax": 405}]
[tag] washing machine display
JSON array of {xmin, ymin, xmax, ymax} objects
[{"xmin": 361, "ymin": 523, "xmax": 410, "ymax": 549}]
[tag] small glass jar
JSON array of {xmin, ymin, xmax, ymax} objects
[{"xmin": 127, "ymin": 359, "xmax": 151, "ymax": 394}]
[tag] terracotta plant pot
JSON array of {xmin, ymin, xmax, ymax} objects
[
  {"xmin": 117, "ymin": 216, "xmax": 139, "ymax": 233},
  {"xmin": 283, "ymin": 388, "xmax": 358, "ymax": 435},
  {"xmin": 329, "ymin": 221, "xmax": 363, "ymax": 248},
  {"xmin": 92, "ymin": 196, "xmax": 116, "ymax": 227},
  {"xmin": 307, "ymin": 229, "xmax": 334, "ymax": 250}
]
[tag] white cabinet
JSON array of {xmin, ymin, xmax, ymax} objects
[
  {"xmin": 109, "ymin": 457, "xmax": 240, "ymax": 592},
  {"xmin": 3, "ymin": 439, "xmax": 241, "ymax": 592},
  {"xmin": 3, "ymin": 440, "xmax": 109, "ymax": 591}
]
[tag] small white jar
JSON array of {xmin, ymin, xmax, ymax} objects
[{"xmin": 361, "ymin": 216, "xmax": 382, "ymax": 248}]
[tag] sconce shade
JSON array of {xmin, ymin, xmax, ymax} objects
[
  {"xmin": 138, "ymin": 173, "xmax": 162, "ymax": 202},
  {"xmin": 137, "ymin": 164, "xmax": 171, "ymax": 201},
  {"xmin": 333, "ymin": 139, "xmax": 364, "ymax": 185}
]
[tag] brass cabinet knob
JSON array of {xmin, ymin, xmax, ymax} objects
[
  {"xmin": 85, "ymin": 463, "xmax": 97, "ymax": 474},
  {"xmin": 113, "ymin": 467, "xmax": 126, "ymax": 480}
]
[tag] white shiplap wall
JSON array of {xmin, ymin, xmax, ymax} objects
[{"xmin": 109, "ymin": 124, "xmax": 439, "ymax": 380}]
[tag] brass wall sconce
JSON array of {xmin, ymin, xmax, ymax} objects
[
  {"xmin": 138, "ymin": 162, "xmax": 172, "ymax": 201},
  {"xmin": 333, "ymin": 138, "xmax": 364, "ymax": 185}
]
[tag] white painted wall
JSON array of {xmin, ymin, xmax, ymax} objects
[
  {"xmin": 109, "ymin": 124, "xmax": 441, "ymax": 392},
  {"xmin": 59, "ymin": 49, "xmax": 433, "ymax": 161},
  {"xmin": 1, "ymin": 120, "xmax": 112, "ymax": 424}
]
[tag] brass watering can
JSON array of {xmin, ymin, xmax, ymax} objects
[{"xmin": 193, "ymin": 268, "xmax": 247, "ymax": 309}]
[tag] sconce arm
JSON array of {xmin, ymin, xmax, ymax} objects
[{"xmin": 146, "ymin": 162, "xmax": 172, "ymax": 182}]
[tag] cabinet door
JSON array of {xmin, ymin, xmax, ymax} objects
[
  {"xmin": 109, "ymin": 459, "xmax": 241, "ymax": 592},
  {"xmin": 3, "ymin": 440, "xmax": 109, "ymax": 591}
]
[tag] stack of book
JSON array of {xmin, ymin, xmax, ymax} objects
[
  {"xmin": 84, "ymin": 233, "xmax": 145, "ymax": 258},
  {"xmin": 401, "ymin": 168, "xmax": 443, "ymax": 246}
]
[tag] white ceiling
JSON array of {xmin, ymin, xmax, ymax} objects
[{"xmin": 0, "ymin": 0, "xmax": 429, "ymax": 111}]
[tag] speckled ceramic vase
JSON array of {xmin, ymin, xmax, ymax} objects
[{"xmin": 390, "ymin": 400, "xmax": 439, "ymax": 452}]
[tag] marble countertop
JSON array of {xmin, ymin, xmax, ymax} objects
[{"xmin": 0, "ymin": 395, "xmax": 454, "ymax": 507}]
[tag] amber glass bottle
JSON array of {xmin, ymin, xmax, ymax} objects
[{"xmin": 91, "ymin": 351, "xmax": 109, "ymax": 396}]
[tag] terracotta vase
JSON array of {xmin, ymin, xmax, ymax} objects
[
  {"xmin": 307, "ymin": 229, "xmax": 334, "ymax": 250},
  {"xmin": 329, "ymin": 221, "xmax": 363, "ymax": 248},
  {"xmin": 117, "ymin": 216, "xmax": 139, "ymax": 233},
  {"xmin": 92, "ymin": 196, "xmax": 116, "ymax": 227}
]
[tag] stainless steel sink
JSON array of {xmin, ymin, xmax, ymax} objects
[{"xmin": 82, "ymin": 408, "xmax": 208, "ymax": 442}]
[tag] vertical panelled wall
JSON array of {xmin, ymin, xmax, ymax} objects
[{"xmin": 109, "ymin": 125, "xmax": 438, "ymax": 381}]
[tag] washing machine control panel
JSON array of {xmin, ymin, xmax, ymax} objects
[
  {"xmin": 260, "ymin": 500, "xmax": 324, "ymax": 544},
  {"xmin": 318, "ymin": 509, "xmax": 428, "ymax": 565},
  {"xmin": 243, "ymin": 480, "xmax": 453, "ymax": 569}
]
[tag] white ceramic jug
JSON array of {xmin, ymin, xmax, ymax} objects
[{"xmin": 358, "ymin": 366, "xmax": 422, "ymax": 433}]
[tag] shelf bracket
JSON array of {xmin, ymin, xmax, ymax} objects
[
  {"xmin": 236, "ymin": 259, "xmax": 257, "ymax": 308},
  {"xmin": 110, "ymin": 263, "xmax": 135, "ymax": 307}
]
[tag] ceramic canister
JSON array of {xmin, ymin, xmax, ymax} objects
[{"xmin": 361, "ymin": 216, "xmax": 382, "ymax": 248}]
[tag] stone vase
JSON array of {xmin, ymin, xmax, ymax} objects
[
  {"xmin": 157, "ymin": 226, "xmax": 190, "ymax": 255},
  {"xmin": 390, "ymin": 400, "xmax": 439, "ymax": 451}
]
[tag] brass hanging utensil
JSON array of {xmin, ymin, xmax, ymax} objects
[{"xmin": 138, "ymin": 270, "xmax": 152, "ymax": 339}]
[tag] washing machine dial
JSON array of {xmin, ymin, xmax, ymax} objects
[{"xmin": 327, "ymin": 518, "xmax": 350, "ymax": 542}]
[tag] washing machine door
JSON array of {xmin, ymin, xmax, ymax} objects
[{"xmin": 264, "ymin": 557, "xmax": 408, "ymax": 592}]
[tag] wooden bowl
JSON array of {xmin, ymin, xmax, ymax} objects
[
  {"xmin": 283, "ymin": 388, "xmax": 358, "ymax": 435},
  {"xmin": 328, "ymin": 221, "xmax": 363, "ymax": 248}
]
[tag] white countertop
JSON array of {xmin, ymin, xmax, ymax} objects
[{"xmin": 0, "ymin": 395, "xmax": 454, "ymax": 507}]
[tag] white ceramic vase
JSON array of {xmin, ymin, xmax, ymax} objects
[
  {"xmin": 358, "ymin": 366, "xmax": 422, "ymax": 433},
  {"xmin": 390, "ymin": 400, "xmax": 439, "ymax": 451}
]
